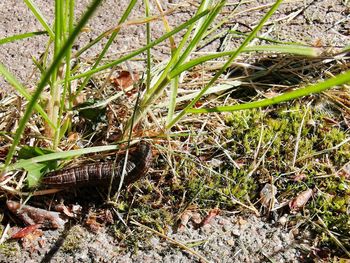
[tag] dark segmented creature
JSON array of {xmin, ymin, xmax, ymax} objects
[{"xmin": 42, "ymin": 141, "xmax": 152, "ymax": 188}]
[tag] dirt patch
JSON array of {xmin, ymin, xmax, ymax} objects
[{"xmin": 1, "ymin": 213, "xmax": 311, "ymax": 263}]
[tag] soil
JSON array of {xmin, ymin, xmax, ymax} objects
[{"xmin": 0, "ymin": 0, "xmax": 349, "ymax": 262}]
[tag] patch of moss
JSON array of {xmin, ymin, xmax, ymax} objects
[
  {"xmin": 222, "ymin": 103, "xmax": 350, "ymax": 251},
  {"xmin": 0, "ymin": 242, "xmax": 19, "ymax": 258},
  {"xmin": 61, "ymin": 225, "xmax": 84, "ymax": 253}
]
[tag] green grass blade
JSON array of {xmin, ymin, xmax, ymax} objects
[
  {"xmin": 342, "ymin": 45, "xmax": 350, "ymax": 53},
  {"xmin": 68, "ymin": 9, "xmax": 211, "ymax": 81},
  {"xmin": 74, "ymin": 0, "xmax": 137, "ymax": 98},
  {"xmin": 3, "ymin": 0, "xmax": 103, "ymax": 168},
  {"xmin": 144, "ymin": 0, "xmax": 151, "ymax": 90},
  {"xmin": 123, "ymin": 2, "xmax": 225, "ymax": 134},
  {"xmin": 166, "ymin": 77, "xmax": 179, "ymax": 124},
  {"xmin": 58, "ymin": 0, "xmax": 75, "ymax": 142},
  {"xmin": 166, "ymin": 0, "xmax": 284, "ymax": 129},
  {"xmin": 0, "ymin": 31, "xmax": 47, "ymax": 45},
  {"xmin": 9, "ymin": 144, "xmax": 121, "ymax": 171},
  {"xmin": 166, "ymin": 0, "xmax": 214, "ymax": 125},
  {"xmin": 143, "ymin": 1, "xmax": 220, "ymax": 105},
  {"xmin": 50, "ymin": 0, "xmax": 65, "ymax": 149},
  {"xmin": 187, "ymin": 70, "xmax": 350, "ymax": 113},
  {"xmin": 0, "ymin": 63, "xmax": 55, "ymax": 129},
  {"xmin": 24, "ymin": 0, "xmax": 55, "ymax": 39},
  {"xmin": 174, "ymin": 0, "xmax": 225, "ymax": 68},
  {"xmin": 169, "ymin": 45, "xmax": 319, "ymax": 78}
]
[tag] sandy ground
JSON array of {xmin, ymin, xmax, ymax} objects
[{"xmin": 0, "ymin": 0, "xmax": 349, "ymax": 262}]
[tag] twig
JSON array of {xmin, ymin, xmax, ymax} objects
[
  {"xmin": 297, "ymin": 137, "xmax": 350, "ymax": 162},
  {"xmin": 0, "ymin": 224, "xmax": 10, "ymax": 244},
  {"xmin": 247, "ymin": 133, "xmax": 278, "ymax": 178},
  {"xmin": 316, "ymin": 216, "xmax": 350, "ymax": 258},
  {"xmin": 292, "ymin": 106, "xmax": 309, "ymax": 167}
]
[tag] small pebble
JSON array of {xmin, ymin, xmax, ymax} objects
[
  {"xmin": 274, "ymin": 244, "xmax": 284, "ymax": 252},
  {"xmin": 227, "ymin": 239, "xmax": 235, "ymax": 246},
  {"xmin": 231, "ymin": 228, "xmax": 240, "ymax": 237},
  {"xmin": 278, "ymin": 216, "xmax": 288, "ymax": 226}
]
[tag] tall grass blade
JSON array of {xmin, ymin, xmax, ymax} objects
[
  {"xmin": 187, "ymin": 69, "xmax": 350, "ymax": 113},
  {"xmin": 0, "ymin": 31, "xmax": 47, "ymax": 45},
  {"xmin": 166, "ymin": 0, "xmax": 213, "ymax": 125},
  {"xmin": 24, "ymin": 0, "xmax": 55, "ymax": 39},
  {"xmin": 166, "ymin": 0, "xmax": 284, "ymax": 129},
  {"xmin": 68, "ymin": 9, "xmax": 211, "ymax": 81},
  {"xmin": 9, "ymin": 145, "xmax": 121, "ymax": 171},
  {"xmin": 49, "ymin": 0, "xmax": 65, "ymax": 148},
  {"xmin": 169, "ymin": 45, "xmax": 319, "ymax": 78},
  {"xmin": 74, "ymin": 0, "xmax": 137, "ymax": 98},
  {"xmin": 0, "ymin": 63, "xmax": 55, "ymax": 129},
  {"xmin": 59, "ymin": 0, "xmax": 75, "ymax": 142},
  {"xmin": 128, "ymin": 1, "xmax": 221, "ymax": 132},
  {"xmin": 144, "ymin": 0, "xmax": 152, "ymax": 90},
  {"xmin": 3, "ymin": 0, "xmax": 104, "ymax": 168}
]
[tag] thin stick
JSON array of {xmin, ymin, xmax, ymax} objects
[
  {"xmin": 297, "ymin": 136, "xmax": 350, "ymax": 162},
  {"xmin": 292, "ymin": 106, "xmax": 309, "ymax": 167},
  {"xmin": 113, "ymin": 63, "xmax": 143, "ymax": 202},
  {"xmin": 0, "ymin": 224, "xmax": 11, "ymax": 244}
]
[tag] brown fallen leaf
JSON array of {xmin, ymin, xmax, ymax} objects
[
  {"xmin": 178, "ymin": 210, "xmax": 192, "ymax": 232},
  {"xmin": 55, "ymin": 204, "xmax": 82, "ymax": 218},
  {"xmin": 20, "ymin": 228, "xmax": 44, "ymax": 252},
  {"xmin": 85, "ymin": 213, "xmax": 101, "ymax": 233},
  {"xmin": 7, "ymin": 201, "xmax": 67, "ymax": 229},
  {"xmin": 201, "ymin": 208, "xmax": 220, "ymax": 226},
  {"xmin": 11, "ymin": 224, "xmax": 41, "ymax": 239},
  {"xmin": 85, "ymin": 209, "xmax": 114, "ymax": 233},
  {"xmin": 191, "ymin": 212, "xmax": 202, "ymax": 225},
  {"xmin": 111, "ymin": 71, "xmax": 139, "ymax": 90},
  {"xmin": 289, "ymin": 189, "xmax": 314, "ymax": 211},
  {"xmin": 66, "ymin": 132, "xmax": 80, "ymax": 144}
]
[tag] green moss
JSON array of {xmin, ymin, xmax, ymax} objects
[
  {"xmin": 62, "ymin": 225, "xmax": 84, "ymax": 253},
  {"xmin": 222, "ymin": 104, "xmax": 350, "ymax": 250},
  {"xmin": 0, "ymin": 242, "xmax": 19, "ymax": 258}
]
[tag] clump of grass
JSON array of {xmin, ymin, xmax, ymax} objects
[{"xmin": 0, "ymin": 0, "xmax": 349, "ymax": 259}]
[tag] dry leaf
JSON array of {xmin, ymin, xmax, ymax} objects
[
  {"xmin": 289, "ymin": 189, "xmax": 313, "ymax": 211},
  {"xmin": 201, "ymin": 208, "xmax": 220, "ymax": 226},
  {"xmin": 7, "ymin": 201, "xmax": 67, "ymax": 229},
  {"xmin": 54, "ymin": 204, "xmax": 80, "ymax": 218},
  {"xmin": 85, "ymin": 214, "xmax": 101, "ymax": 233},
  {"xmin": 85, "ymin": 209, "xmax": 113, "ymax": 233},
  {"xmin": 67, "ymin": 132, "xmax": 80, "ymax": 143},
  {"xmin": 11, "ymin": 224, "xmax": 41, "ymax": 239},
  {"xmin": 111, "ymin": 71, "xmax": 139, "ymax": 89},
  {"xmin": 178, "ymin": 211, "xmax": 192, "ymax": 232},
  {"xmin": 20, "ymin": 228, "xmax": 44, "ymax": 252},
  {"xmin": 191, "ymin": 212, "xmax": 202, "ymax": 224}
]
